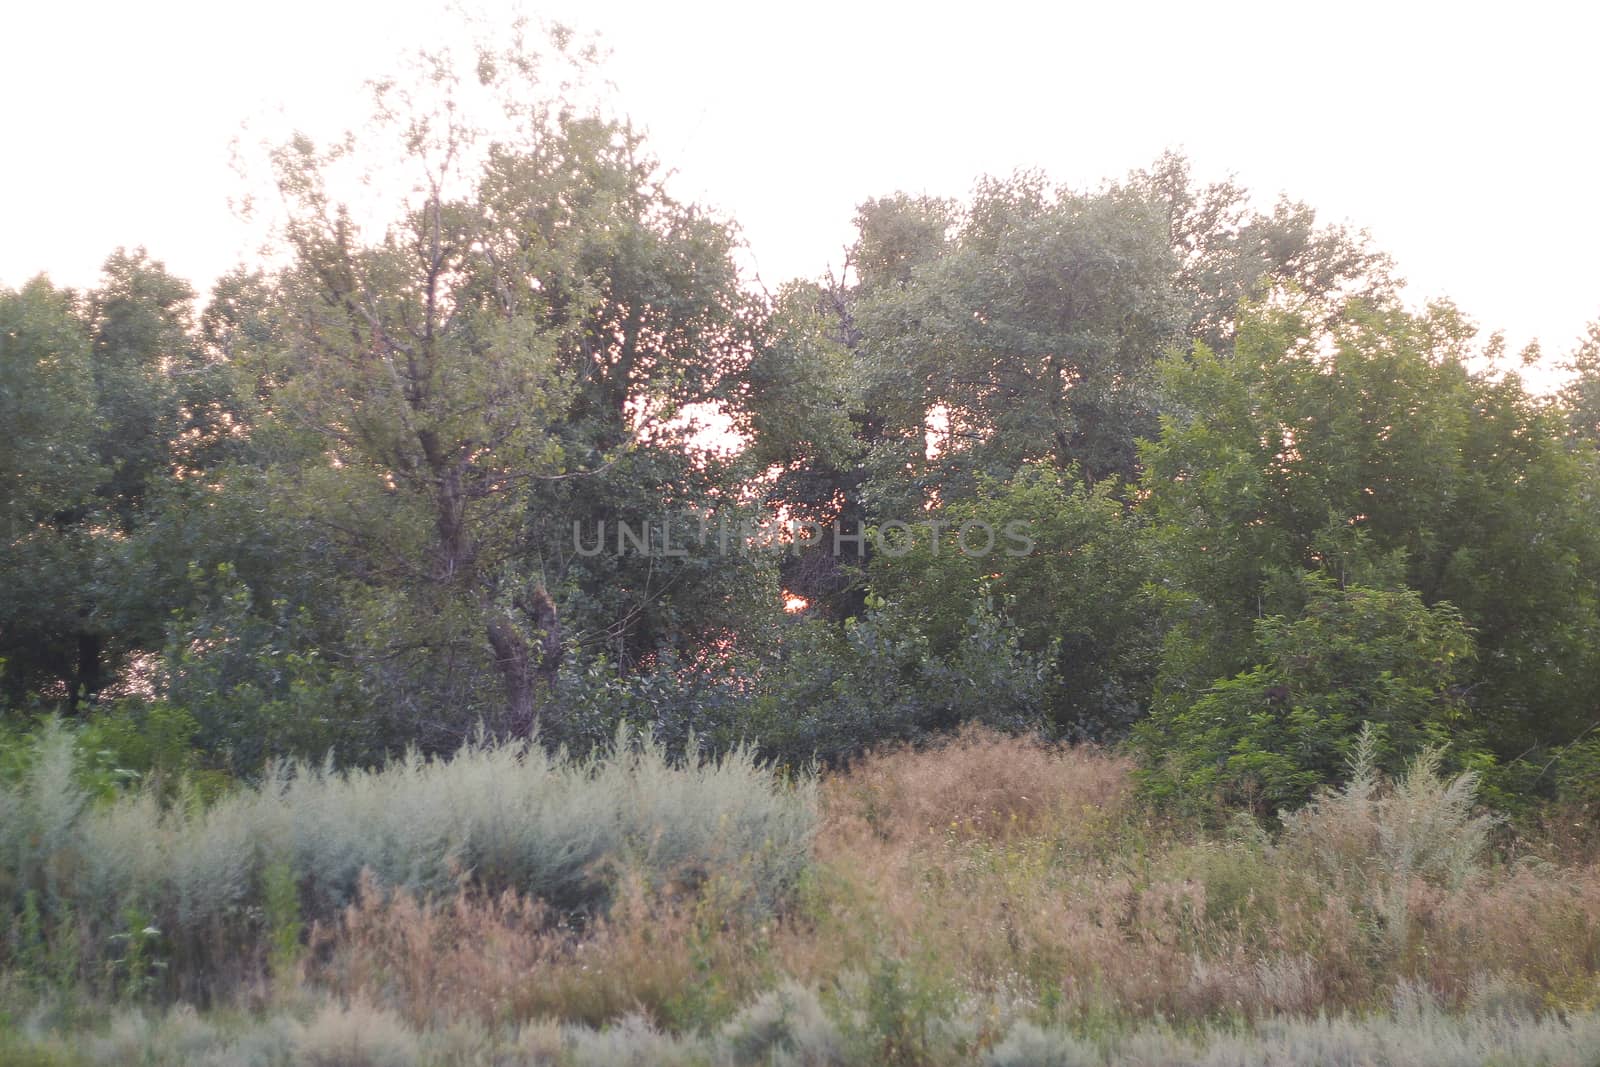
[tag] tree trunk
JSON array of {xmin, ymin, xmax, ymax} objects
[
  {"xmin": 431, "ymin": 464, "xmax": 474, "ymax": 581},
  {"xmin": 520, "ymin": 585, "xmax": 562, "ymax": 684},
  {"xmin": 72, "ymin": 631, "xmax": 103, "ymax": 711},
  {"xmin": 487, "ymin": 586, "xmax": 562, "ymax": 738},
  {"xmin": 486, "ymin": 615, "xmax": 536, "ymax": 737}
]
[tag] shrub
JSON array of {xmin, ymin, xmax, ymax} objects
[
  {"xmin": 543, "ymin": 600, "xmax": 1052, "ymax": 773},
  {"xmin": 867, "ymin": 464, "xmax": 1164, "ymax": 740},
  {"xmin": 159, "ymin": 565, "xmax": 366, "ymax": 769},
  {"xmin": 1138, "ymin": 576, "xmax": 1484, "ymax": 815},
  {"xmin": 749, "ymin": 603, "xmax": 1052, "ymax": 768},
  {"xmin": 0, "ymin": 702, "xmax": 229, "ymax": 806},
  {"xmin": 0, "ymin": 724, "xmax": 817, "ymax": 999},
  {"xmin": 1278, "ymin": 727, "xmax": 1500, "ymax": 892},
  {"xmin": 8, "ymin": 997, "xmax": 1599, "ymax": 1066},
  {"xmin": 719, "ymin": 981, "xmax": 846, "ymax": 1067},
  {"xmin": 985, "ymin": 1008, "xmax": 1600, "ymax": 1067},
  {"xmin": 1552, "ymin": 733, "xmax": 1600, "ymax": 810}
]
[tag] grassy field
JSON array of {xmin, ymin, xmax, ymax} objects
[{"xmin": 2, "ymin": 727, "xmax": 1598, "ymax": 1065}]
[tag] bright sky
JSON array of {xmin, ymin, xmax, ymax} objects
[{"xmin": 5, "ymin": 1, "xmax": 1597, "ymax": 382}]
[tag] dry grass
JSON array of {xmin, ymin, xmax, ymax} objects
[
  {"xmin": 303, "ymin": 727, "xmax": 1600, "ymax": 1037},
  {"xmin": 315, "ymin": 868, "xmax": 778, "ymax": 1033},
  {"xmin": 792, "ymin": 729, "xmax": 1600, "ymax": 1025},
  {"xmin": 7, "ymin": 725, "xmax": 1599, "ymax": 1062},
  {"xmin": 1417, "ymin": 863, "xmax": 1600, "ymax": 1008},
  {"xmin": 821, "ymin": 723, "xmax": 1134, "ymax": 847}
]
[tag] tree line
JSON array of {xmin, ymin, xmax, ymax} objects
[{"xmin": 3, "ymin": 31, "xmax": 1597, "ymax": 813}]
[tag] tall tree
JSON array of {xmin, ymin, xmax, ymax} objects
[
  {"xmin": 742, "ymin": 279, "xmax": 876, "ymax": 619},
  {"xmin": 857, "ymin": 174, "xmax": 1185, "ymax": 497},
  {"xmin": 1559, "ymin": 319, "xmax": 1600, "ymax": 447},
  {"xmin": 1124, "ymin": 151, "xmax": 1397, "ymax": 351},
  {"xmin": 0, "ymin": 279, "xmax": 101, "ymax": 704},
  {"xmin": 248, "ymin": 30, "xmax": 768, "ymax": 739},
  {"xmin": 86, "ymin": 251, "xmax": 213, "ymax": 528},
  {"xmin": 0, "ymin": 251, "xmax": 228, "ymax": 708}
]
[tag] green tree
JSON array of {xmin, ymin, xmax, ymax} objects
[
  {"xmin": 521, "ymin": 443, "xmax": 783, "ymax": 674},
  {"xmin": 856, "ymin": 174, "xmax": 1184, "ymax": 495},
  {"xmin": 1558, "ymin": 319, "xmax": 1600, "ymax": 447},
  {"xmin": 87, "ymin": 251, "xmax": 245, "ymax": 698},
  {"xmin": 86, "ymin": 250, "xmax": 233, "ymax": 528},
  {"xmin": 503, "ymin": 92, "xmax": 775, "ymax": 671},
  {"xmin": 241, "ymin": 30, "xmax": 771, "ymax": 741},
  {"xmin": 1125, "ymin": 151, "xmax": 1397, "ymax": 351},
  {"xmin": 0, "ymin": 254, "xmax": 225, "ymax": 708},
  {"xmin": 868, "ymin": 464, "xmax": 1160, "ymax": 737},
  {"xmin": 1142, "ymin": 301, "xmax": 1600, "ymax": 758},
  {"xmin": 742, "ymin": 281, "xmax": 875, "ymax": 618},
  {"xmin": 247, "ymin": 41, "xmax": 595, "ymax": 738},
  {"xmin": 0, "ymin": 279, "xmax": 102, "ymax": 704}
]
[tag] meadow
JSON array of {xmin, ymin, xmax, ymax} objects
[{"xmin": 3, "ymin": 726, "xmax": 1596, "ymax": 1066}]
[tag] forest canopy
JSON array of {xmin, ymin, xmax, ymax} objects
[{"xmin": 2, "ymin": 25, "xmax": 1597, "ymax": 818}]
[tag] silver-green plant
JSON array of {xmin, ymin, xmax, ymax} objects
[
  {"xmin": 0, "ymin": 723, "xmax": 817, "ymax": 996},
  {"xmin": 1277, "ymin": 723, "xmax": 1501, "ymax": 949}
]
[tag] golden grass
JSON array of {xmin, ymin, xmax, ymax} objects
[
  {"xmin": 820, "ymin": 723, "xmax": 1135, "ymax": 846},
  {"xmin": 300, "ymin": 727, "xmax": 1600, "ymax": 1037}
]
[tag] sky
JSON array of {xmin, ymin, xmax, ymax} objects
[{"xmin": 4, "ymin": 1, "xmax": 1597, "ymax": 384}]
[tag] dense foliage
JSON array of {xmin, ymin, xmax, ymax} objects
[
  {"xmin": 3, "ymin": 30, "xmax": 1597, "ymax": 804},
  {"xmin": 2, "ymin": 22, "xmax": 1599, "ymax": 1061}
]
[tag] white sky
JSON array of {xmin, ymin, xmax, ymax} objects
[{"xmin": 4, "ymin": 0, "xmax": 1597, "ymax": 383}]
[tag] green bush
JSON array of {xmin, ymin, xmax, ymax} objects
[
  {"xmin": 747, "ymin": 602, "xmax": 1052, "ymax": 768},
  {"xmin": 1551, "ymin": 733, "xmax": 1600, "ymax": 809},
  {"xmin": 1137, "ymin": 576, "xmax": 1485, "ymax": 815},
  {"xmin": 160, "ymin": 565, "xmax": 366, "ymax": 770},
  {"xmin": 547, "ymin": 600, "xmax": 1052, "ymax": 771},
  {"xmin": 868, "ymin": 464, "xmax": 1163, "ymax": 739},
  {"xmin": 0, "ymin": 700, "xmax": 229, "ymax": 807},
  {"xmin": 544, "ymin": 649, "xmax": 769, "ymax": 761}
]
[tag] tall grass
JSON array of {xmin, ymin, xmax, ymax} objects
[
  {"xmin": 779, "ymin": 728, "xmax": 1599, "ymax": 1027},
  {"xmin": 0, "ymin": 722, "xmax": 816, "ymax": 998},
  {"xmin": 5, "ymin": 725, "xmax": 1599, "ymax": 1062},
  {"xmin": 308, "ymin": 726, "xmax": 1600, "ymax": 1041}
]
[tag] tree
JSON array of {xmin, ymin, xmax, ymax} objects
[
  {"xmin": 1141, "ymin": 301, "xmax": 1600, "ymax": 759},
  {"xmin": 1124, "ymin": 151, "xmax": 1397, "ymax": 351},
  {"xmin": 749, "ymin": 179, "xmax": 1181, "ymax": 619},
  {"xmin": 245, "ymin": 29, "xmax": 769, "ymax": 740},
  {"xmin": 867, "ymin": 464, "xmax": 1161, "ymax": 738},
  {"xmin": 857, "ymin": 174, "xmax": 1184, "ymax": 495},
  {"xmin": 0, "ymin": 252, "xmax": 229, "ymax": 709},
  {"xmin": 520, "ymin": 443, "xmax": 783, "ymax": 674},
  {"xmin": 1558, "ymin": 319, "xmax": 1600, "ymax": 447},
  {"xmin": 742, "ymin": 281, "xmax": 875, "ymax": 618},
  {"xmin": 504, "ymin": 94, "xmax": 774, "ymax": 671},
  {"xmin": 0, "ymin": 279, "xmax": 101, "ymax": 704},
  {"xmin": 87, "ymin": 250, "xmax": 232, "ymax": 529}
]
